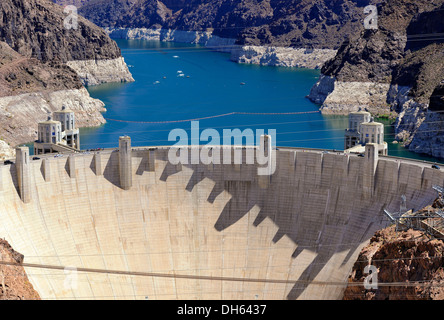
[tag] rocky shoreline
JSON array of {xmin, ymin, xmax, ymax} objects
[
  {"xmin": 308, "ymin": 74, "xmax": 395, "ymax": 116},
  {"xmin": 307, "ymin": 0, "xmax": 444, "ymax": 160},
  {"xmin": 307, "ymin": 73, "xmax": 437, "ymax": 155},
  {"xmin": 231, "ymin": 45, "xmax": 337, "ymax": 69},
  {"xmin": 0, "ymin": 0, "xmax": 137, "ymax": 158},
  {"xmin": 67, "ymin": 57, "xmax": 134, "ymax": 86},
  {"xmin": 106, "ymin": 27, "xmax": 337, "ymax": 69}
]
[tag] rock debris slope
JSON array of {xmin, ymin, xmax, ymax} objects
[
  {"xmin": 343, "ymin": 225, "xmax": 444, "ymax": 300},
  {"xmin": 0, "ymin": 239, "xmax": 40, "ymax": 300}
]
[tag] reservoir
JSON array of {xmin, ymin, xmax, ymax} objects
[{"xmin": 81, "ymin": 39, "xmax": 442, "ymax": 163}]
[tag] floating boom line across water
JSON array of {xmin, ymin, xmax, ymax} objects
[{"xmin": 104, "ymin": 110, "xmax": 321, "ymax": 124}]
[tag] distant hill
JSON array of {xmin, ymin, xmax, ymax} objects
[
  {"xmin": 51, "ymin": 0, "xmax": 93, "ymax": 8},
  {"xmin": 52, "ymin": 0, "xmax": 382, "ymax": 50},
  {"xmin": 1, "ymin": 0, "xmax": 123, "ymax": 63}
]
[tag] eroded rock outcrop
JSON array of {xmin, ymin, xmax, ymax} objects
[
  {"xmin": 0, "ymin": 41, "xmax": 106, "ymax": 154},
  {"xmin": 344, "ymin": 196, "xmax": 444, "ymax": 300},
  {"xmin": 72, "ymin": 0, "xmax": 381, "ymax": 68},
  {"xmin": 0, "ymin": 0, "xmax": 136, "ymax": 154},
  {"xmin": 308, "ymin": 0, "xmax": 444, "ymax": 158},
  {"xmin": 343, "ymin": 225, "xmax": 444, "ymax": 300},
  {"xmin": 0, "ymin": 239, "xmax": 40, "ymax": 300},
  {"xmin": 1, "ymin": 0, "xmax": 134, "ymax": 85}
]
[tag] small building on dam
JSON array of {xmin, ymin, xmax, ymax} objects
[
  {"xmin": 344, "ymin": 111, "xmax": 388, "ymax": 156},
  {"xmin": 33, "ymin": 106, "xmax": 80, "ymax": 155}
]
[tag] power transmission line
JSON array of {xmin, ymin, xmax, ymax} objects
[
  {"xmin": 102, "ymin": 110, "xmax": 322, "ymax": 124},
  {"xmin": 2, "ymin": 259, "xmax": 444, "ymax": 289}
]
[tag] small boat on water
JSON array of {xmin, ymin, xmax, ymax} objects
[{"xmin": 240, "ymin": 82, "xmax": 246, "ymax": 85}]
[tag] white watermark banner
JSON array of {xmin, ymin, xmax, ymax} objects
[
  {"xmin": 64, "ymin": 5, "xmax": 78, "ymax": 31},
  {"xmin": 64, "ymin": 266, "xmax": 78, "ymax": 291},
  {"xmin": 363, "ymin": 264, "xmax": 378, "ymax": 290},
  {"xmin": 364, "ymin": 5, "xmax": 378, "ymax": 30},
  {"xmin": 167, "ymin": 121, "xmax": 276, "ymax": 176}
]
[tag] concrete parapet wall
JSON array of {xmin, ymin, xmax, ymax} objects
[{"xmin": 0, "ymin": 146, "xmax": 442, "ymax": 300}]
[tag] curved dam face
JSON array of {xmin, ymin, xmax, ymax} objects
[{"xmin": 0, "ymin": 143, "xmax": 442, "ymax": 300}]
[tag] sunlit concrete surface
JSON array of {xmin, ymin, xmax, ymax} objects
[{"xmin": 0, "ymin": 144, "xmax": 442, "ymax": 300}]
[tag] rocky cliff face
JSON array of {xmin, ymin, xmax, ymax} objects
[
  {"xmin": 0, "ymin": 41, "xmax": 83, "ymax": 97},
  {"xmin": 65, "ymin": 0, "xmax": 382, "ymax": 68},
  {"xmin": 76, "ymin": 0, "xmax": 381, "ymax": 49},
  {"xmin": 408, "ymin": 82, "xmax": 444, "ymax": 159},
  {"xmin": 343, "ymin": 225, "xmax": 444, "ymax": 300},
  {"xmin": 308, "ymin": 0, "xmax": 444, "ymax": 158},
  {"xmin": 0, "ymin": 0, "xmax": 134, "ymax": 156},
  {"xmin": 0, "ymin": 0, "xmax": 134, "ymax": 85},
  {"xmin": 0, "ymin": 40, "xmax": 106, "ymax": 154},
  {"xmin": 0, "ymin": 239, "xmax": 40, "ymax": 300},
  {"xmin": 1, "ymin": 0, "xmax": 121, "ymax": 62}
]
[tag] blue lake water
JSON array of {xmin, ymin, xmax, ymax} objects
[{"xmin": 80, "ymin": 39, "xmax": 442, "ymax": 164}]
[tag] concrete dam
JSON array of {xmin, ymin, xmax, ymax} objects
[{"xmin": 0, "ymin": 137, "xmax": 443, "ymax": 300}]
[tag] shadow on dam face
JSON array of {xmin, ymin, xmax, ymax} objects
[{"xmin": 0, "ymin": 146, "xmax": 443, "ymax": 300}]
